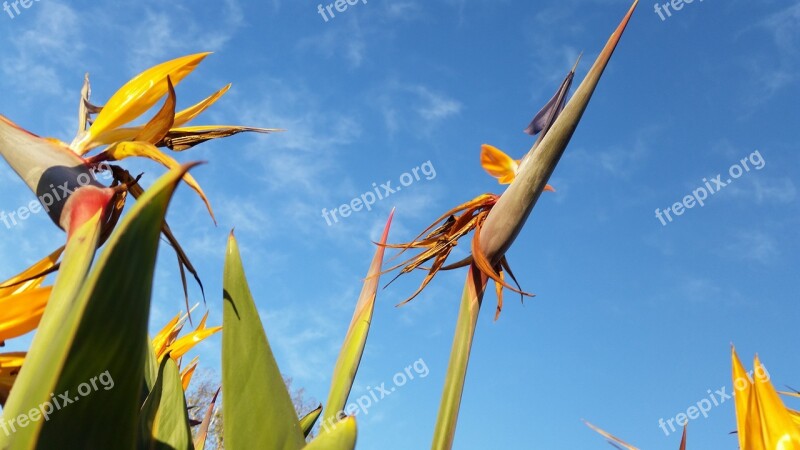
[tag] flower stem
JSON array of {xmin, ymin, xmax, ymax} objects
[{"xmin": 431, "ymin": 265, "xmax": 487, "ymax": 450}]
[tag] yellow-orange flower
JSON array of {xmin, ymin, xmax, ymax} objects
[
  {"xmin": 0, "ymin": 352, "xmax": 24, "ymax": 406},
  {"xmin": 1, "ymin": 52, "xmax": 276, "ymax": 315},
  {"xmin": 152, "ymin": 310, "xmax": 221, "ymax": 361},
  {"xmin": 732, "ymin": 347, "xmax": 800, "ymax": 449},
  {"xmin": 0, "ymin": 248, "xmax": 62, "ymax": 345},
  {"xmin": 151, "ymin": 310, "xmax": 219, "ymax": 392}
]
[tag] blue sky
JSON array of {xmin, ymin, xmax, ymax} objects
[{"xmin": 1, "ymin": 0, "xmax": 799, "ymax": 448}]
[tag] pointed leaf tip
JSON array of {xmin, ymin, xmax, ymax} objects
[{"xmin": 380, "ymin": 210, "xmax": 395, "ymax": 243}]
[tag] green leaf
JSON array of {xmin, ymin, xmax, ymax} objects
[
  {"xmin": 303, "ymin": 416, "xmax": 357, "ymax": 450},
  {"xmin": 144, "ymin": 335, "xmax": 160, "ymax": 392},
  {"xmin": 140, "ymin": 335, "xmax": 160, "ymax": 425},
  {"xmin": 0, "ymin": 165, "xmax": 194, "ymax": 450},
  {"xmin": 0, "ymin": 211, "xmax": 102, "ymax": 448},
  {"xmin": 323, "ymin": 211, "xmax": 393, "ymax": 425},
  {"xmin": 139, "ymin": 356, "xmax": 193, "ymax": 450},
  {"xmin": 300, "ymin": 405, "xmax": 323, "ymax": 438},
  {"xmin": 222, "ymin": 232, "xmax": 305, "ymax": 450}
]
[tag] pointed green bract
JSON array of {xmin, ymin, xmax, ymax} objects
[
  {"xmin": 323, "ymin": 211, "xmax": 394, "ymax": 425},
  {"xmin": 300, "ymin": 405, "xmax": 323, "ymax": 438},
  {"xmin": 479, "ymin": 0, "xmax": 640, "ymax": 263},
  {"xmin": 0, "ymin": 165, "xmax": 192, "ymax": 449},
  {"xmin": 139, "ymin": 356, "xmax": 193, "ymax": 450},
  {"xmin": 222, "ymin": 233, "xmax": 306, "ymax": 450},
  {"xmin": 303, "ymin": 416, "xmax": 357, "ymax": 450}
]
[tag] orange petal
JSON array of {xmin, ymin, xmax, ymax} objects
[
  {"xmin": 0, "ymin": 352, "xmax": 25, "ymax": 405},
  {"xmin": 0, "ymin": 247, "xmax": 63, "ymax": 298},
  {"xmin": 0, "ymin": 287, "xmax": 52, "ymax": 342},
  {"xmin": 173, "ymin": 84, "xmax": 231, "ymax": 127},
  {"xmin": 103, "ymin": 141, "xmax": 216, "ymax": 223},
  {"xmin": 77, "ymin": 53, "xmax": 210, "ymax": 153},
  {"xmin": 180, "ymin": 356, "xmax": 199, "ymax": 391},
  {"xmin": 133, "ymin": 76, "xmax": 177, "ymax": 145},
  {"xmin": 732, "ymin": 347, "xmax": 800, "ymax": 449},
  {"xmin": 166, "ymin": 326, "xmax": 222, "ymax": 360},
  {"xmin": 480, "ymin": 144, "xmax": 518, "ymax": 184}
]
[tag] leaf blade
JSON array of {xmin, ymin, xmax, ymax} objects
[
  {"xmin": 323, "ymin": 211, "xmax": 393, "ymax": 424},
  {"xmin": 222, "ymin": 232, "xmax": 306, "ymax": 450}
]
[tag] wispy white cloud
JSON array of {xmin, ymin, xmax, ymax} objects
[
  {"xmin": 296, "ymin": 21, "xmax": 367, "ymax": 69},
  {"xmin": 414, "ymin": 86, "xmax": 462, "ymax": 121},
  {"xmin": 751, "ymin": 177, "xmax": 797, "ymax": 204},
  {"xmin": 568, "ymin": 126, "xmax": 661, "ymax": 178},
  {"xmin": 370, "ymin": 81, "xmax": 462, "ymax": 135},
  {"xmin": 233, "ymin": 77, "xmax": 361, "ymax": 197},
  {"xmin": 738, "ymin": 2, "xmax": 800, "ymax": 104},
  {"xmin": 384, "ymin": 1, "xmax": 424, "ymax": 19},
  {"xmin": 675, "ymin": 275, "xmax": 748, "ymax": 307},
  {"xmin": 727, "ymin": 177, "xmax": 797, "ymax": 205},
  {"xmin": 441, "ymin": 0, "xmax": 511, "ymax": 25},
  {"xmin": 123, "ymin": 0, "xmax": 245, "ymax": 69},
  {"xmin": 259, "ymin": 280, "xmax": 360, "ymax": 382},
  {"xmin": 760, "ymin": 2, "xmax": 800, "ymax": 55},
  {"xmin": 723, "ymin": 230, "xmax": 780, "ymax": 264},
  {"xmin": 523, "ymin": 2, "xmax": 585, "ymax": 89},
  {"xmin": 0, "ymin": 2, "xmax": 84, "ymax": 97},
  {"xmin": 299, "ymin": 1, "xmax": 430, "ymax": 69}
]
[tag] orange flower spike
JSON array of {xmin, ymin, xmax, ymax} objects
[
  {"xmin": 480, "ymin": 144, "xmax": 555, "ymax": 191},
  {"xmin": 0, "ymin": 352, "xmax": 25, "ymax": 406},
  {"xmin": 180, "ymin": 356, "xmax": 199, "ymax": 391},
  {"xmin": 74, "ymin": 53, "xmax": 211, "ymax": 153},
  {"xmin": 164, "ymin": 311, "xmax": 221, "ymax": 360},
  {"xmin": 152, "ymin": 312, "xmax": 183, "ymax": 359},
  {"xmin": 731, "ymin": 347, "xmax": 800, "ymax": 450},
  {"xmin": 480, "ymin": 144, "xmax": 518, "ymax": 184},
  {"xmin": 0, "ymin": 287, "xmax": 52, "ymax": 344},
  {"xmin": 0, "ymin": 247, "xmax": 63, "ymax": 298}
]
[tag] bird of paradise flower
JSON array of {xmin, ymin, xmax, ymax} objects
[
  {"xmin": 378, "ymin": 2, "xmax": 640, "ymax": 448},
  {"xmin": 0, "ymin": 52, "xmax": 275, "ymax": 314},
  {"xmin": 0, "ymin": 53, "xmax": 267, "ymax": 403}
]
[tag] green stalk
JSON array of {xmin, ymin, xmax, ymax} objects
[{"xmin": 431, "ymin": 266, "xmax": 487, "ymax": 450}]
